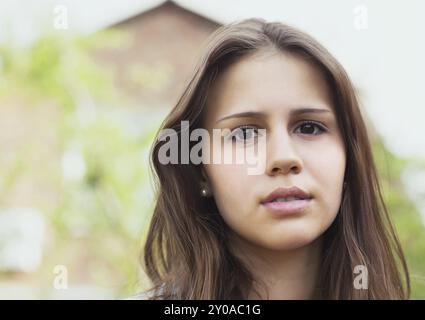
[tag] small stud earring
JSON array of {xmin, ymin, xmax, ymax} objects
[{"xmin": 200, "ymin": 183, "xmax": 211, "ymax": 197}]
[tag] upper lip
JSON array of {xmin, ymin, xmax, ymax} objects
[{"xmin": 261, "ymin": 186, "xmax": 313, "ymax": 203}]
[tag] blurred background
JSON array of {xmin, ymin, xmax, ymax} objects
[{"xmin": 0, "ymin": 0, "xmax": 424, "ymax": 299}]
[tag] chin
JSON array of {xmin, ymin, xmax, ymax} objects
[
  {"xmin": 267, "ymin": 239, "xmax": 316, "ymax": 251},
  {"xmin": 261, "ymin": 227, "xmax": 321, "ymax": 251}
]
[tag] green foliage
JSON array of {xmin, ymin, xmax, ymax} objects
[
  {"xmin": 372, "ymin": 137, "xmax": 425, "ymax": 299},
  {"xmin": 0, "ymin": 31, "xmax": 158, "ymax": 298},
  {"xmin": 0, "ymin": 31, "xmax": 123, "ymax": 112}
]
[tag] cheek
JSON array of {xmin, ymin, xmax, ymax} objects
[
  {"xmin": 304, "ymin": 140, "xmax": 346, "ymax": 215},
  {"xmin": 204, "ymin": 163, "xmax": 255, "ymax": 218}
]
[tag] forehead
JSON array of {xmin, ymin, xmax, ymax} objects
[{"xmin": 204, "ymin": 51, "xmax": 334, "ymax": 121}]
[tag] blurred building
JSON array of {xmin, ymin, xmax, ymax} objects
[{"xmin": 93, "ymin": 0, "xmax": 221, "ymax": 110}]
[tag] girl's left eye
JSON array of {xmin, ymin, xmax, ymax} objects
[{"xmin": 294, "ymin": 121, "xmax": 327, "ymax": 135}]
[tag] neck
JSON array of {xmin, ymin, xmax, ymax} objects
[{"xmin": 230, "ymin": 234, "xmax": 323, "ymax": 300}]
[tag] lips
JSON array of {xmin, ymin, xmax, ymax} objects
[
  {"xmin": 261, "ymin": 186, "xmax": 312, "ymax": 204},
  {"xmin": 261, "ymin": 186, "xmax": 313, "ymax": 217}
]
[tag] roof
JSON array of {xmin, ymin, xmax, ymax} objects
[{"xmin": 101, "ymin": 0, "xmax": 224, "ymax": 31}]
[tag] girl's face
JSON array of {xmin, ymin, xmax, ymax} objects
[{"xmin": 202, "ymin": 51, "xmax": 346, "ymax": 251}]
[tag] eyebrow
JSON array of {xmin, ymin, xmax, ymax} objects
[{"xmin": 215, "ymin": 107, "xmax": 332, "ymax": 123}]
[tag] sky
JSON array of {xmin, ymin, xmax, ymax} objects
[{"xmin": 1, "ymin": 0, "xmax": 424, "ymax": 159}]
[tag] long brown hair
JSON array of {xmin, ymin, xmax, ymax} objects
[{"xmin": 142, "ymin": 18, "xmax": 410, "ymax": 299}]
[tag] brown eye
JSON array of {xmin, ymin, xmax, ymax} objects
[{"xmin": 295, "ymin": 121, "xmax": 326, "ymax": 135}]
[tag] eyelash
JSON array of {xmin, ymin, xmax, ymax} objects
[
  {"xmin": 229, "ymin": 121, "xmax": 327, "ymax": 142},
  {"xmin": 294, "ymin": 121, "xmax": 327, "ymax": 136}
]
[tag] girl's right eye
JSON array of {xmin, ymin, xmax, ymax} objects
[{"xmin": 230, "ymin": 125, "xmax": 260, "ymax": 142}]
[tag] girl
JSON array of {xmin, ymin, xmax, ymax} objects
[{"xmin": 141, "ymin": 18, "xmax": 410, "ymax": 299}]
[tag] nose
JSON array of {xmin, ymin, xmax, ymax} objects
[{"xmin": 265, "ymin": 128, "xmax": 303, "ymax": 176}]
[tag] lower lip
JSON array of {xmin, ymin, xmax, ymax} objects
[{"xmin": 262, "ymin": 198, "xmax": 312, "ymax": 217}]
